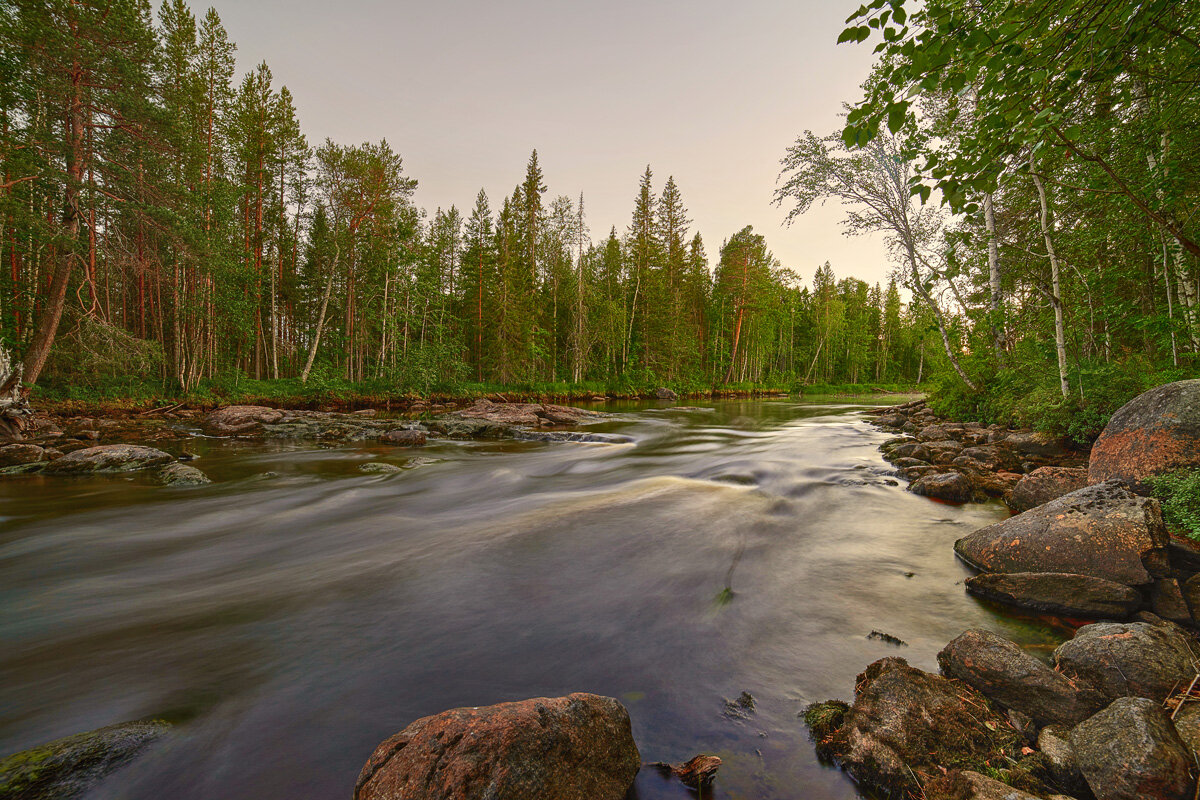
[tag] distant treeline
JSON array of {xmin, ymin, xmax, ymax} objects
[{"xmin": 0, "ymin": 0, "xmax": 943, "ymax": 398}]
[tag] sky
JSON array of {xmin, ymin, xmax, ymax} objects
[{"xmin": 215, "ymin": 0, "xmax": 893, "ymax": 290}]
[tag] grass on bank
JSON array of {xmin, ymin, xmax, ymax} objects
[{"xmin": 1148, "ymin": 469, "xmax": 1200, "ymax": 543}]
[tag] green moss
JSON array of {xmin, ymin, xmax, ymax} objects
[
  {"xmin": 803, "ymin": 700, "xmax": 850, "ymax": 742},
  {"xmin": 1148, "ymin": 468, "xmax": 1200, "ymax": 541}
]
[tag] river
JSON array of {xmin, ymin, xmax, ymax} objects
[{"xmin": 0, "ymin": 398, "xmax": 1068, "ymax": 799}]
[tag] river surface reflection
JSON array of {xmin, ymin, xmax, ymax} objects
[{"xmin": 0, "ymin": 398, "xmax": 1067, "ymax": 799}]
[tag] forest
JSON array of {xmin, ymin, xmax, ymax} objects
[
  {"xmin": 1, "ymin": 0, "xmax": 1197, "ymax": 445},
  {"xmin": 0, "ymin": 0, "xmax": 938, "ymax": 405}
]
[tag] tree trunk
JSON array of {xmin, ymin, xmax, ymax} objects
[{"xmin": 1031, "ymin": 165, "xmax": 1070, "ymax": 400}]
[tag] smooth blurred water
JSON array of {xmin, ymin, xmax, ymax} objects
[{"xmin": 0, "ymin": 399, "xmax": 1068, "ymax": 799}]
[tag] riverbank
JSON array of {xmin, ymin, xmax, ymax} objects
[{"xmin": 806, "ymin": 381, "xmax": 1200, "ymax": 800}]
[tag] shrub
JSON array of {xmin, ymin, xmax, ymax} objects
[{"xmin": 1147, "ymin": 468, "xmax": 1200, "ymax": 542}]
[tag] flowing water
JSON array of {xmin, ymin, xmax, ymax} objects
[{"xmin": 0, "ymin": 398, "xmax": 1068, "ymax": 799}]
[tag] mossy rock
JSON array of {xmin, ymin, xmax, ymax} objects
[
  {"xmin": 0, "ymin": 720, "xmax": 170, "ymax": 800},
  {"xmin": 803, "ymin": 701, "xmax": 849, "ymax": 744}
]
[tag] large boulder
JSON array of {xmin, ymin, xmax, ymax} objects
[
  {"xmin": 1172, "ymin": 702, "xmax": 1200, "ymax": 752},
  {"xmin": 353, "ymin": 693, "xmax": 640, "ymax": 800},
  {"xmin": 820, "ymin": 657, "xmax": 1021, "ymax": 796},
  {"xmin": 1053, "ymin": 621, "xmax": 1198, "ymax": 703},
  {"xmin": 954, "ymin": 482, "xmax": 1170, "ymax": 586},
  {"xmin": 43, "ymin": 444, "xmax": 174, "ymax": 475},
  {"xmin": 1006, "ymin": 467, "xmax": 1090, "ymax": 513},
  {"xmin": 1089, "ymin": 379, "xmax": 1200, "ymax": 492},
  {"xmin": 201, "ymin": 405, "xmax": 285, "ymax": 436},
  {"xmin": 1070, "ymin": 696, "xmax": 1192, "ymax": 800},
  {"xmin": 910, "ymin": 471, "xmax": 976, "ymax": 503},
  {"xmin": 0, "ymin": 720, "xmax": 170, "ymax": 800},
  {"xmin": 964, "ymin": 572, "xmax": 1143, "ymax": 620},
  {"xmin": 937, "ymin": 629, "xmax": 1104, "ymax": 727}
]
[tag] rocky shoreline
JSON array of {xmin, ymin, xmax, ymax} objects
[
  {"xmin": 0, "ymin": 399, "xmax": 627, "ymax": 485},
  {"xmin": 803, "ymin": 380, "xmax": 1200, "ymax": 799}
]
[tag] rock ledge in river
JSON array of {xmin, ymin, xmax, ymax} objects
[
  {"xmin": 42, "ymin": 444, "xmax": 174, "ymax": 475},
  {"xmin": 0, "ymin": 720, "xmax": 170, "ymax": 800}
]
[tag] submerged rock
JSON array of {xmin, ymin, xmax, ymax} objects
[
  {"xmin": 447, "ymin": 399, "xmax": 605, "ymax": 429},
  {"xmin": 0, "ymin": 720, "xmax": 170, "ymax": 800},
  {"xmin": 1053, "ymin": 621, "xmax": 1199, "ymax": 703},
  {"xmin": 1070, "ymin": 696, "xmax": 1192, "ymax": 800},
  {"xmin": 954, "ymin": 482, "xmax": 1170, "ymax": 586},
  {"xmin": 819, "ymin": 657, "xmax": 1021, "ymax": 796},
  {"xmin": 354, "ymin": 693, "xmax": 639, "ymax": 800},
  {"xmin": 155, "ymin": 462, "xmax": 211, "ymax": 486},
  {"xmin": 648, "ymin": 755, "xmax": 720, "ymax": 790},
  {"xmin": 937, "ymin": 629, "xmax": 1104, "ymax": 728},
  {"xmin": 1089, "ymin": 379, "xmax": 1200, "ymax": 492},
  {"xmin": 359, "ymin": 462, "xmax": 402, "ymax": 474},
  {"xmin": 1006, "ymin": 467, "xmax": 1090, "ymax": 513},
  {"xmin": 43, "ymin": 444, "xmax": 174, "ymax": 475},
  {"xmin": 964, "ymin": 572, "xmax": 1143, "ymax": 620}
]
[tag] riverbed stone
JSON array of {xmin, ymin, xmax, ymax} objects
[
  {"xmin": 43, "ymin": 444, "xmax": 174, "ymax": 475},
  {"xmin": 1151, "ymin": 578, "xmax": 1195, "ymax": 627},
  {"xmin": 359, "ymin": 462, "xmax": 402, "ymax": 474},
  {"xmin": 380, "ymin": 429, "xmax": 426, "ymax": 446},
  {"xmin": 1006, "ymin": 467, "xmax": 1090, "ymax": 513},
  {"xmin": 954, "ymin": 482, "xmax": 1171, "ymax": 586},
  {"xmin": 1005, "ymin": 431, "xmax": 1071, "ymax": 459},
  {"xmin": 201, "ymin": 405, "xmax": 285, "ymax": 436},
  {"xmin": 922, "ymin": 770, "xmax": 1044, "ymax": 800},
  {"xmin": 937, "ymin": 629, "xmax": 1104, "ymax": 727},
  {"xmin": 353, "ymin": 693, "xmax": 639, "ymax": 800},
  {"xmin": 820, "ymin": 657, "xmax": 1021, "ymax": 796},
  {"xmin": 155, "ymin": 462, "xmax": 211, "ymax": 486},
  {"xmin": 1070, "ymin": 696, "xmax": 1192, "ymax": 800},
  {"xmin": 972, "ymin": 470, "xmax": 1022, "ymax": 498},
  {"xmin": 1172, "ymin": 702, "xmax": 1200, "ymax": 753},
  {"xmin": 1053, "ymin": 621, "xmax": 1199, "ymax": 703},
  {"xmin": 0, "ymin": 443, "xmax": 44, "ymax": 467},
  {"xmin": 0, "ymin": 720, "xmax": 170, "ymax": 800},
  {"xmin": 890, "ymin": 442, "xmax": 930, "ymax": 461},
  {"xmin": 965, "ymin": 572, "xmax": 1143, "ymax": 620},
  {"xmin": 1089, "ymin": 379, "xmax": 1200, "ymax": 492},
  {"xmin": 1036, "ymin": 726, "xmax": 1087, "ymax": 797},
  {"xmin": 910, "ymin": 471, "xmax": 975, "ymax": 503}
]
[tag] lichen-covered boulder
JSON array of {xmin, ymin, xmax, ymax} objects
[
  {"xmin": 43, "ymin": 444, "xmax": 174, "ymax": 475},
  {"xmin": 1089, "ymin": 379, "xmax": 1200, "ymax": 492},
  {"xmin": 354, "ymin": 693, "xmax": 640, "ymax": 800},
  {"xmin": 1070, "ymin": 697, "xmax": 1192, "ymax": 800},
  {"xmin": 964, "ymin": 572, "xmax": 1143, "ymax": 620},
  {"xmin": 0, "ymin": 720, "xmax": 170, "ymax": 800},
  {"xmin": 954, "ymin": 482, "xmax": 1170, "ymax": 586},
  {"xmin": 922, "ymin": 770, "xmax": 1044, "ymax": 800},
  {"xmin": 1053, "ymin": 621, "xmax": 1198, "ymax": 703},
  {"xmin": 819, "ymin": 657, "xmax": 1021, "ymax": 797},
  {"xmin": 1006, "ymin": 467, "xmax": 1090, "ymax": 513},
  {"xmin": 937, "ymin": 629, "xmax": 1104, "ymax": 728},
  {"xmin": 201, "ymin": 405, "xmax": 285, "ymax": 436},
  {"xmin": 0, "ymin": 443, "xmax": 45, "ymax": 467}
]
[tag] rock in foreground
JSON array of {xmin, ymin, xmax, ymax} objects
[
  {"xmin": 954, "ymin": 482, "xmax": 1170, "ymax": 586},
  {"xmin": 819, "ymin": 657, "xmax": 1020, "ymax": 796},
  {"xmin": 43, "ymin": 444, "xmax": 174, "ymax": 475},
  {"xmin": 0, "ymin": 720, "xmax": 170, "ymax": 800},
  {"xmin": 1053, "ymin": 621, "xmax": 1198, "ymax": 703},
  {"xmin": 937, "ymin": 629, "xmax": 1103, "ymax": 728},
  {"xmin": 1089, "ymin": 379, "xmax": 1200, "ymax": 492},
  {"xmin": 1070, "ymin": 697, "xmax": 1192, "ymax": 800},
  {"xmin": 354, "ymin": 693, "xmax": 639, "ymax": 800}
]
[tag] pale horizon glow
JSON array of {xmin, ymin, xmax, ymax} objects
[{"xmin": 215, "ymin": 0, "xmax": 895, "ymax": 290}]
